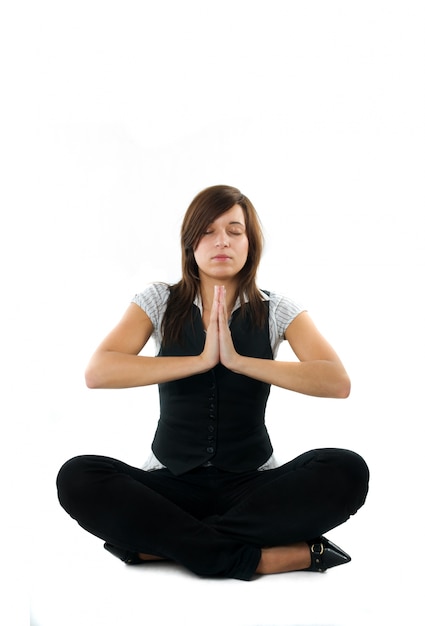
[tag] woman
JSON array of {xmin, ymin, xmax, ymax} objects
[{"xmin": 57, "ymin": 185, "xmax": 369, "ymax": 581}]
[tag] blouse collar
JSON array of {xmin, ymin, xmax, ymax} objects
[{"xmin": 194, "ymin": 289, "xmax": 269, "ymax": 317}]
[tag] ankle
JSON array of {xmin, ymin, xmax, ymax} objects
[{"xmin": 257, "ymin": 542, "xmax": 311, "ymax": 575}]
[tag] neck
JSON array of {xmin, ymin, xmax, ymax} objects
[{"xmin": 199, "ymin": 278, "xmax": 239, "ymax": 312}]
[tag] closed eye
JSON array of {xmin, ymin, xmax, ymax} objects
[{"xmin": 203, "ymin": 229, "xmax": 244, "ymax": 235}]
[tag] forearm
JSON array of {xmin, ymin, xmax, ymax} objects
[
  {"xmin": 85, "ymin": 351, "xmax": 210, "ymax": 389},
  {"xmin": 230, "ymin": 355, "xmax": 351, "ymax": 398}
]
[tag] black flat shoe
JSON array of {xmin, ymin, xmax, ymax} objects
[
  {"xmin": 306, "ymin": 536, "xmax": 351, "ymax": 572},
  {"xmin": 104, "ymin": 542, "xmax": 143, "ymax": 565}
]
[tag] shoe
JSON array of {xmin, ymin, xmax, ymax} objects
[
  {"xmin": 305, "ymin": 536, "xmax": 351, "ymax": 572},
  {"xmin": 104, "ymin": 542, "xmax": 143, "ymax": 565}
]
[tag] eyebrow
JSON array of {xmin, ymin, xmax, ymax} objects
[{"xmin": 207, "ymin": 220, "xmax": 246, "ymax": 229}]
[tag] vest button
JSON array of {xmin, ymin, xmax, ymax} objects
[
  {"xmin": 206, "ymin": 447, "xmax": 214, "ymax": 454},
  {"xmin": 208, "ymin": 425, "xmax": 215, "ymax": 432}
]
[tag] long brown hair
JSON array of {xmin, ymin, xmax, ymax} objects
[{"xmin": 161, "ymin": 185, "xmax": 266, "ymax": 346}]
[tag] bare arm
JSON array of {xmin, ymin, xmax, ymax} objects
[
  {"xmin": 229, "ymin": 313, "xmax": 351, "ymax": 398},
  {"xmin": 85, "ymin": 303, "xmax": 218, "ymax": 389}
]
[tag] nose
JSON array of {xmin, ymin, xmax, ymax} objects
[{"xmin": 215, "ymin": 230, "xmax": 229, "ymax": 247}]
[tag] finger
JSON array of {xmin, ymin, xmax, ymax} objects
[
  {"xmin": 209, "ymin": 285, "xmax": 219, "ymax": 323},
  {"xmin": 218, "ymin": 287, "xmax": 228, "ymax": 327},
  {"xmin": 221, "ymin": 287, "xmax": 227, "ymax": 318}
]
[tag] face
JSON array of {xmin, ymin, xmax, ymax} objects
[{"xmin": 193, "ymin": 204, "xmax": 249, "ymax": 284}]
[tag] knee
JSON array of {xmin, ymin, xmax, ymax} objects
[
  {"xmin": 56, "ymin": 455, "xmax": 93, "ymax": 517},
  {"xmin": 331, "ymin": 449, "xmax": 370, "ymax": 511},
  {"xmin": 311, "ymin": 448, "xmax": 369, "ymax": 512}
]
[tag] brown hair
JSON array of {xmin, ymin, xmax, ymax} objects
[{"xmin": 161, "ymin": 185, "xmax": 266, "ymax": 346}]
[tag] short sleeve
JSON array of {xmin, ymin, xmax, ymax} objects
[
  {"xmin": 267, "ymin": 291, "xmax": 305, "ymax": 356},
  {"xmin": 131, "ymin": 283, "xmax": 170, "ymax": 349}
]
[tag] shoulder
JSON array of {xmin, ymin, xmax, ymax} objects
[
  {"xmin": 132, "ymin": 282, "xmax": 170, "ymax": 307},
  {"xmin": 131, "ymin": 283, "xmax": 171, "ymax": 328},
  {"xmin": 260, "ymin": 289, "xmax": 304, "ymax": 316},
  {"xmin": 260, "ymin": 289, "xmax": 306, "ymax": 336}
]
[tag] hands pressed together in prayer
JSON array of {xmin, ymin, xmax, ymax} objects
[{"xmin": 201, "ymin": 285, "xmax": 239, "ymax": 371}]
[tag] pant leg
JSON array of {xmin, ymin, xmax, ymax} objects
[
  {"xmin": 211, "ymin": 448, "xmax": 369, "ymax": 546},
  {"xmin": 56, "ymin": 454, "xmax": 261, "ymax": 580}
]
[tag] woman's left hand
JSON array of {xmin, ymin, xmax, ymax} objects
[{"xmin": 212, "ymin": 285, "xmax": 350, "ymax": 398}]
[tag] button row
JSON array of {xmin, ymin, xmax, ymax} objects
[{"xmin": 207, "ymin": 375, "xmax": 216, "ymax": 455}]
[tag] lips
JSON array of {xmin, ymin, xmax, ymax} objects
[{"xmin": 212, "ymin": 255, "xmax": 231, "ymax": 260}]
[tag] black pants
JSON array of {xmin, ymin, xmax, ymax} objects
[{"xmin": 56, "ymin": 448, "xmax": 369, "ymax": 581}]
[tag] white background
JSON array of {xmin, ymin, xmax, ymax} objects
[{"xmin": 2, "ymin": 1, "xmax": 424, "ymax": 625}]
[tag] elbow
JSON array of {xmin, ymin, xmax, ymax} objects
[
  {"xmin": 85, "ymin": 351, "xmax": 111, "ymax": 389},
  {"xmin": 335, "ymin": 374, "xmax": 351, "ymax": 399},
  {"xmin": 85, "ymin": 363, "xmax": 104, "ymax": 389},
  {"xmin": 85, "ymin": 368, "xmax": 98, "ymax": 389}
]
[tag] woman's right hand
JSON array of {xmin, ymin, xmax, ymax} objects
[
  {"xmin": 85, "ymin": 286, "xmax": 235, "ymax": 389},
  {"xmin": 85, "ymin": 302, "xmax": 214, "ymax": 388}
]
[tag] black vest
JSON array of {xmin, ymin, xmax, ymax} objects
[{"xmin": 152, "ymin": 300, "xmax": 274, "ymax": 475}]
